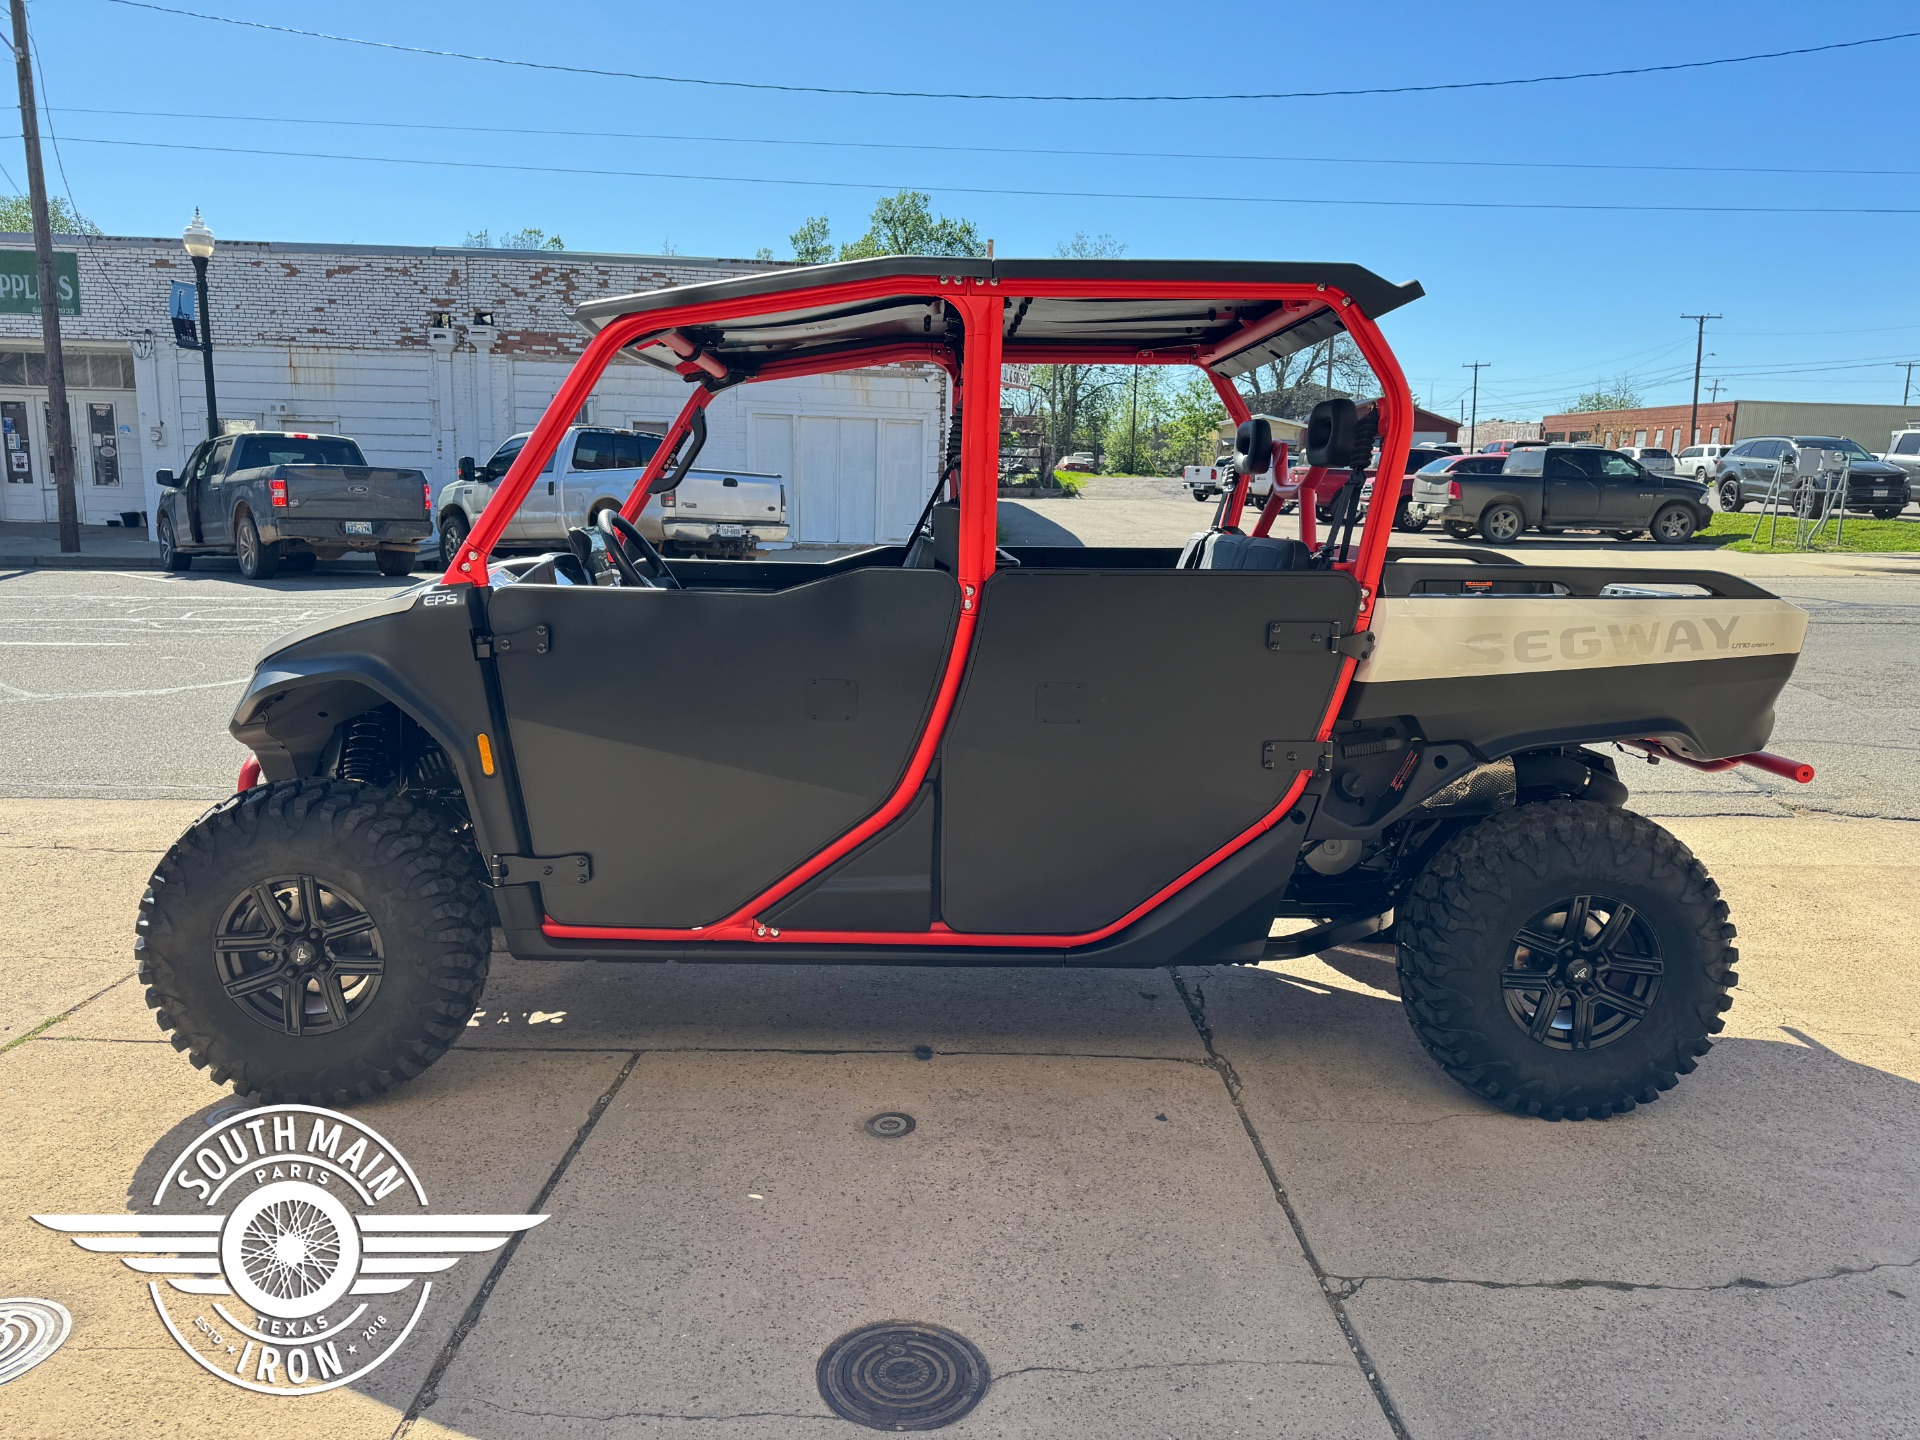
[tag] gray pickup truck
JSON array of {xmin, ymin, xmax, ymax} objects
[
  {"xmin": 155, "ymin": 432, "xmax": 431, "ymax": 579},
  {"xmin": 1408, "ymin": 443, "xmax": 1714, "ymax": 545}
]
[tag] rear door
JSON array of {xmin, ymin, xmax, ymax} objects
[{"xmin": 1542, "ymin": 449, "xmax": 1601, "ymax": 524}]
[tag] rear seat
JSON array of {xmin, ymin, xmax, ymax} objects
[{"xmin": 1177, "ymin": 530, "xmax": 1313, "ymax": 571}]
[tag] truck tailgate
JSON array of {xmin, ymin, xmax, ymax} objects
[
  {"xmin": 277, "ymin": 466, "xmax": 427, "ymax": 520},
  {"xmin": 669, "ymin": 469, "xmax": 784, "ymax": 523}
]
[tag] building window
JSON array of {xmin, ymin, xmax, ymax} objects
[
  {"xmin": 1634, "ymin": 430, "xmax": 1647, "ymax": 446},
  {"xmin": 1653, "ymin": 428, "xmax": 1663, "ymax": 446},
  {"xmin": 1709, "ymin": 426, "xmax": 1721, "ymax": 443}
]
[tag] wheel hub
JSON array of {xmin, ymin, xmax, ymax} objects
[
  {"xmin": 1501, "ymin": 894, "xmax": 1664, "ymax": 1052},
  {"xmin": 213, "ymin": 875, "xmax": 385, "ymax": 1037}
]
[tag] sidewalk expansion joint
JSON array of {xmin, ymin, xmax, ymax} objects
[
  {"xmin": 1172, "ymin": 965, "xmax": 1411, "ymax": 1440},
  {"xmin": 1, "ymin": 970, "xmax": 137, "ymax": 1055},
  {"xmin": 1327, "ymin": 1255, "xmax": 1920, "ymax": 1301},
  {"xmin": 391, "ymin": 1047, "xmax": 644, "ymax": 1440}
]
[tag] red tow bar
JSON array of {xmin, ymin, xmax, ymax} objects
[
  {"xmin": 1628, "ymin": 740, "xmax": 1814, "ymax": 785},
  {"xmin": 236, "ymin": 755, "xmax": 261, "ymax": 792}
]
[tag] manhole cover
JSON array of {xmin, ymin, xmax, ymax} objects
[
  {"xmin": 0, "ymin": 1298, "xmax": 72, "ymax": 1386},
  {"xmin": 817, "ymin": 1321, "xmax": 989, "ymax": 1431},
  {"xmin": 864, "ymin": 1112, "xmax": 916, "ymax": 1139}
]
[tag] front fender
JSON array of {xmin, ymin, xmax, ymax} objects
[{"xmin": 230, "ymin": 590, "xmax": 516, "ymax": 857}]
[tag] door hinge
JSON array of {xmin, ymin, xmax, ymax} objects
[
  {"xmin": 1266, "ymin": 621, "xmax": 1374, "ymax": 661},
  {"xmin": 489, "ymin": 853, "xmax": 591, "ymax": 886},
  {"xmin": 1262, "ymin": 740, "xmax": 1333, "ymax": 772}
]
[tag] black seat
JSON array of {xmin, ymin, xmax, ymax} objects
[{"xmin": 1178, "ymin": 530, "xmax": 1313, "ymax": 571}]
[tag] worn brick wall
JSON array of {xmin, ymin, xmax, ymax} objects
[
  {"xmin": 1541, "ymin": 403, "xmax": 1737, "ymax": 449},
  {"xmin": 0, "ymin": 233, "xmax": 781, "ymax": 355}
]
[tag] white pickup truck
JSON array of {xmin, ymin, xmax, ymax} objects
[{"xmin": 435, "ymin": 425, "xmax": 787, "ymax": 565}]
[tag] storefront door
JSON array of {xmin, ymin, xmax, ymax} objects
[{"xmin": 0, "ymin": 396, "xmax": 44, "ymax": 521}]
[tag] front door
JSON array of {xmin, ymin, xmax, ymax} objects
[
  {"xmin": 197, "ymin": 436, "xmax": 237, "ymax": 545},
  {"xmin": 488, "ymin": 566, "xmax": 960, "ymax": 928},
  {"xmin": 1595, "ymin": 452, "xmax": 1660, "ymax": 525},
  {"xmin": 0, "ymin": 398, "xmax": 40, "ymax": 521},
  {"xmin": 938, "ymin": 568, "xmax": 1361, "ymax": 934}
]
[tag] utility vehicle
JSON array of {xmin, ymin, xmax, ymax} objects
[{"xmin": 139, "ymin": 257, "xmax": 1812, "ymax": 1121}]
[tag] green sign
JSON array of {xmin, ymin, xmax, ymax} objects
[{"xmin": 0, "ymin": 252, "xmax": 79, "ymax": 315}]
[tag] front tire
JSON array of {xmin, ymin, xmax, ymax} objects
[
  {"xmin": 234, "ymin": 513, "xmax": 280, "ymax": 580},
  {"xmin": 138, "ymin": 781, "xmax": 492, "ymax": 1104},
  {"xmin": 157, "ymin": 513, "xmax": 191, "ymax": 571},
  {"xmin": 438, "ymin": 510, "xmax": 471, "ymax": 570},
  {"xmin": 1872, "ymin": 507, "xmax": 1902, "ymax": 520},
  {"xmin": 1398, "ymin": 799, "xmax": 1736, "ymax": 1120},
  {"xmin": 1442, "ymin": 521, "xmax": 1476, "ymax": 540}
]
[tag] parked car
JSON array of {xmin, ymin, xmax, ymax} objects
[
  {"xmin": 1183, "ymin": 463, "xmax": 1227, "ymax": 501},
  {"xmin": 1713, "ymin": 435, "xmax": 1910, "ymax": 518},
  {"xmin": 154, "ymin": 431, "xmax": 430, "ymax": 579},
  {"xmin": 1057, "ymin": 452, "xmax": 1097, "ymax": 473},
  {"xmin": 1305, "ymin": 445, "xmax": 1459, "ymax": 530},
  {"xmin": 1408, "ymin": 444, "xmax": 1712, "ymax": 544},
  {"xmin": 1620, "ymin": 445, "xmax": 1676, "ymax": 475},
  {"xmin": 1674, "ymin": 442, "xmax": 1732, "ymax": 480},
  {"xmin": 1875, "ymin": 426, "xmax": 1920, "ymax": 489},
  {"xmin": 437, "ymin": 426, "xmax": 787, "ymax": 566},
  {"xmin": 1478, "ymin": 438, "xmax": 1545, "ymax": 455}
]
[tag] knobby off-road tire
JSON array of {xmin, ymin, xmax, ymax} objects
[
  {"xmin": 139, "ymin": 780, "xmax": 492, "ymax": 1104},
  {"xmin": 1397, "ymin": 799, "xmax": 1736, "ymax": 1120}
]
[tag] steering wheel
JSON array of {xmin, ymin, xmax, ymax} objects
[{"xmin": 596, "ymin": 507, "xmax": 679, "ymax": 589}]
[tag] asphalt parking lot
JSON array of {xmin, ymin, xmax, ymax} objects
[{"xmin": 1, "ymin": 506, "xmax": 1918, "ymax": 1437}]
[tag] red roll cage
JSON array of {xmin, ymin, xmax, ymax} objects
[{"xmin": 438, "ymin": 259, "xmax": 1422, "ymax": 625}]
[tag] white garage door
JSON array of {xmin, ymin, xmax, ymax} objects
[{"xmin": 757, "ymin": 413, "xmax": 927, "ymax": 546}]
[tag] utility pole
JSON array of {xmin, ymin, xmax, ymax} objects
[
  {"xmin": 1461, "ymin": 361, "xmax": 1489, "ymax": 451},
  {"xmin": 1706, "ymin": 377, "xmax": 1725, "ymax": 405},
  {"xmin": 1900, "ymin": 361, "xmax": 1918, "ymax": 407},
  {"xmin": 9, "ymin": 0, "xmax": 77, "ymax": 552},
  {"xmin": 1682, "ymin": 312, "xmax": 1720, "ymax": 451}
]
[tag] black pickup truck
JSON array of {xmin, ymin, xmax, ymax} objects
[
  {"xmin": 155, "ymin": 432, "xmax": 431, "ymax": 579},
  {"xmin": 1408, "ymin": 444, "xmax": 1714, "ymax": 544}
]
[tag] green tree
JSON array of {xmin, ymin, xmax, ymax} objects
[
  {"xmin": 1567, "ymin": 375, "xmax": 1643, "ymax": 412},
  {"xmin": 463, "ymin": 227, "xmax": 564, "ymax": 250},
  {"xmin": 838, "ymin": 191, "xmax": 984, "ymax": 260},
  {"xmin": 790, "ymin": 215, "xmax": 833, "ymax": 264},
  {"xmin": 0, "ymin": 194, "xmax": 99, "ymax": 235}
]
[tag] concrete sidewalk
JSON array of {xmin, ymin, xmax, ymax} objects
[
  {"xmin": 1, "ymin": 799, "xmax": 1915, "ymax": 1438},
  {"xmin": 0, "ymin": 521, "xmax": 160, "ymax": 569}
]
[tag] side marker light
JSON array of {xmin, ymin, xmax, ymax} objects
[{"xmin": 477, "ymin": 733, "xmax": 496, "ymax": 776}]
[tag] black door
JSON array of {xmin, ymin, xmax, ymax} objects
[
  {"xmin": 938, "ymin": 568, "xmax": 1361, "ymax": 935},
  {"xmin": 1542, "ymin": 449, "xmax": 1602, "ymax": 525},
  {"xmin": 489, "ymin": 567, "xmax": 959, "ymax": 928}
]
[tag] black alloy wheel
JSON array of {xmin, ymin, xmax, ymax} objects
[
  {"xmin": 438, "ymin": 510, "xmax": 470, "ymax": 569},
  {"xmin": 214, "ymin": 874, "xmax": 385, "ymax": 1036},
  {"xmin": 1717, "ymin": 478, "xmax": 1744, "ymax": 512},
  {"xmin": 157, "ymin": 513, "xmax": 191, "ymax": 571},
  {"xmin": 1500, "ymin": 895, "xmax": 1662, "ymax": 1052}
]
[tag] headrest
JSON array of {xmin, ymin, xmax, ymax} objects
[
  {"xmin": 1306, "ymin": 399, "xmax": 1362, "ymax": 469},
  {"xmin": 1233, "ymin": 417, "xmax": 1272, "ymax": 478}
]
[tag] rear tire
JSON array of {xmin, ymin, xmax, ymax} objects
[
  {"xmin": 1478, "ymin": 502, "xmax": 1524, "ymax": 543},
  {"xmin": 1613, "ymin": 530, "xmax": 1644, "ymax": 541},
  {"xmin": 138, "ymin": 780, "xmax": 492, "ymax": 1104},
  {"xmin": 1443, "ymin": 521, "xmax": 1476, "ymax": 540},
  {"xmin": 157, "ymin": 513, "xmax": 192, "ymax": 571},
  {"xmin": 376, "ymin": 547, "xmax": 418, "ymax": 576},
  {"xmin": 234, "ymin": 513, "xmax": 280, "ymax": 580},
  {"xmin": 1718, "ymin": 479, "xmax": 1744, "ymax": 513},
  {"xmin": 1872, "ymin": 507, "xmax": 1902, "ymax": 520},
  {"xmin": 1398, "ymin": 799, "xmax": 1736, "ymax": 1120},
  {"xmin": 1651, "ymin": 503, "xmax": 1698, "ymax": 544},
  {"xmin": 438, "ymin": 510, "xmax": 471, "ymax": 570}
]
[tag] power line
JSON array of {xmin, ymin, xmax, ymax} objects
[
  {"xmin": 44, "ymin": 105, "xmax": 1920, "ymax": 183},
  {"xmin": 105, "ymin": 3, "xmax": 1920, "ymax": 105},
  {"xmin": 28, "ymin": 132, "xmax": 1920, "ymax": 217}
]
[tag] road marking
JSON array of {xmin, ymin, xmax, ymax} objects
[{"xmin": 0, "ymin": 677, "xmax": 249, "ymax": 702}]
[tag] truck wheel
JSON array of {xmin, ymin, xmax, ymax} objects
[
  {"xmin": 1717, "ymin": 479, "xmax": 1744, "ymax": 512},
  {"xmin": 1612, "ymin": 530, "xmax": 1643, "ymax": 541},
  {"xmin": 1651, "ymin": 504, "xmax": 1698, "ymax": 544},
  {"xmin": 1394, "ymin": 506, "xmax": 1430, "ymax": 533},
  {"xmin": 1872, "ymin": 507, "xmax": 1902, "ymax": 520},
  {"xmin": 234, "ymin": 514, "xmax": 280, "ymax": 580},
  {"xmin": 1478, "ymin": 503, "xmax": 1524, "ymax": 543},
  {"xmin": 157, "ymin": 513, "xmax": 192, "ymax": 571},
  {"xmin": 438, "ymin": 510, "xmax": 470, "ymax": 569},
  {"xmin": 1442, "ymin": 521, "xmax": 1475, "ymax": 540},
  {"xmin": 1397, "ymin": 799, "xmax": 1736, "ymax": 1120},
  {"xmin": 375, "ymin": 548, "xmax": 417, "ymax": 576},
  {"xmin": 138, "ymin": 780, "xmax": 492, "ymax": 1104}
]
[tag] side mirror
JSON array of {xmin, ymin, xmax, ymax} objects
[
  {"xmin": 1232, "ymin": 418, "xmax": 1272, "ymax": 477},
  {"xmin": 1305, "ymin": 399, "xmax": 1362, "ymax": 469},
  {"xmin": 154, "ymin": 468, "xmax": 180, "ymax": 488},
  {"xmin": 457, "ymin": 456, "xmax": 477, "ymax": 483}
]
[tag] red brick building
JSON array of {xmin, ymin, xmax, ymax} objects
[{"xmin": 1541, "ymin": 403, "xmax": 1736, "ymax": 451}]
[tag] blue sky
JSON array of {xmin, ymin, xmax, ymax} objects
[{"xmin": 21, "ymin": 0, "xmax": 1920, "ymax": 421}]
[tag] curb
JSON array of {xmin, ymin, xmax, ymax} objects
[{"xmin": 0, "ymin": 553, "xmax": 161, "ymax": 570}]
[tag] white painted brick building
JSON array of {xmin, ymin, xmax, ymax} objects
[{"xmin": 0, "ymin": 234, "xmax": 946, "ymax": 546}]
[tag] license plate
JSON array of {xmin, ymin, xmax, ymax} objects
[
  {"xmin": 716, "ymin": 524, "xmax": 746, "ymax": 538},
  {"xmin": 343, "ymin": 521, "xmax": 372, "ymax": 535}
]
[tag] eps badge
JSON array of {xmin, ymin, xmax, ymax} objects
[{"xmin": 33, "ymin": 1104, "xmax": 544, "ymax": 1395}]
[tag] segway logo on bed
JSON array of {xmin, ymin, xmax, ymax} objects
[
  {"xmin": 1465, "ymin": 617, "xmax": 1750, "ymax": 666},
  {"xmin": 32, "ymin": 1104, "xmax": 545, "ymax": 1395}
]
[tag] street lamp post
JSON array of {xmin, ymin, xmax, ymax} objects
[{"xmin": 182, "ymin": 210, "xmax": 218, "ymax": 438}]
